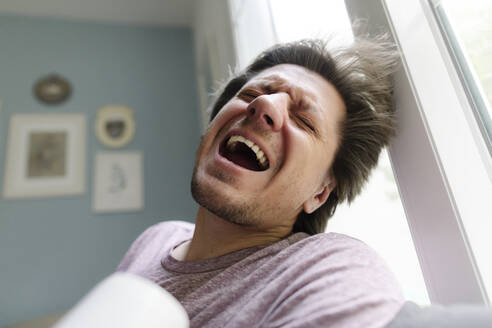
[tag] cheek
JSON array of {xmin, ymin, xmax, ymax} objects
[
  {"xmin": 194, "ymin": 136, "xmax": 204, "ymax": 162},
  {"xmin": 198, "ymin": 103, "xmax": 245, "ymax": 158},
  {"xmin": 211, "ymin": 100, "xmax": 245, "ymax": 128},
  {"xmin": 294, "ymin": 142, "xmax": 332, "ymax": 189}
]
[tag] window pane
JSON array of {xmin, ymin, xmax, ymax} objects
[
  {"xmin": 269, "ymin": 0, "xmax": 353, "ymax": 45},
  {"xmin": 433, "ymin": 0, "xmax": 492, "ymax": 152},
  {"xmin": 269, "ymin": 0, "xmax": 429, "ymax": 304}
]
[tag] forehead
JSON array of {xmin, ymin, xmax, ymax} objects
[{"xmin": 246, "ymin": 64, "xmax": 345, "ymax": 118}]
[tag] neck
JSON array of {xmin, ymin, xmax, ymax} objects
[{"xmin": 184, "ymin": 206, "xmax": 292, "ymax": 261}]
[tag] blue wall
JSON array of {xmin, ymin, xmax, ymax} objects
[{"xmin": 0, "ymin": 15, "xmax": 200, "ymax": 326}]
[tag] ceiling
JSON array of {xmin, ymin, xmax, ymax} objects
[{"xmin": 0, "ymin": 0, "xmax": 195, "ymax": 27}]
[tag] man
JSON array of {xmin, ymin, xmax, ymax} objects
[{"xmin": 118, "ymin": 39, "xmax": 403, "ymax": 327}]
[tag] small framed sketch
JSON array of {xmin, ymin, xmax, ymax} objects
[
  {"xmin": 93, "ymin": 151, "xmax": 143, "ymax": 213},
  {"xmin": 3, "ymin": 114, "xmax": 86, "ymax": 199}
]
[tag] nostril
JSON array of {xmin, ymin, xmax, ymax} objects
[
  {"xmin": 249, "ymin": 108, "xmax": 256, "ymax": 115},
  {"xmin": 264, "ymin": 115, "xmax": 274, "ymax": 126}
]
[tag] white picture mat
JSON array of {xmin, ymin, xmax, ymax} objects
[
  {"xmin": 93, "ymin": 151, "xmax": 143, "ymax": 213},
  {"xmin": 3, "ymin": 113, "xmax": 86, "ymax": 198}
]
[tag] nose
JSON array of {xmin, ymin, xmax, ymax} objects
[{"xmin": 246, "ymin": 93, "xmax": 289, "ymax": 131}]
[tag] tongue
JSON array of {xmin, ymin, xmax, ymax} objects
[
  {"xmin": 227, "ymin": 151, "xmax": 260, "ymax": 171},
  {"xmin": 224, "ymin": 143, "xmax": 262, "ymax": 171}
]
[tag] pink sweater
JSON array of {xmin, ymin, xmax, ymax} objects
[{"xmin": 117, "ymin": 220, "xmax": 404, "ymax": 328}]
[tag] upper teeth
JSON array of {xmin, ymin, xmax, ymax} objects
[{"xmin": 226, "ymin": 135, "xmax": 269, "ymax": 169}]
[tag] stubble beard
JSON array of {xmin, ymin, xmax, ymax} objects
[{"xmin": 190, "ymin": 167, "xmax": 261, "ymax": 227}]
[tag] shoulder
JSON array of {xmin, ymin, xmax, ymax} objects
[
  {"xmin": 117, "ymin": 220, "xmax": 194, "ymax": 272},
  {"xmin": 127, "ymin": 220, "xmax": 194, "ymax": 250},
  {"xmin": 145, "ymin": 220, "xmax": 195, "ymax": 238},
  {"xmin": 288, "ymin": 231, "xmax": 388, "ymax": 268},
  {"xmin": 298, "ymin": 230, "xmax": 372, "ymax": 249},
  {"xmin": 290, "ymin": 232, "xmax": 402, "ymax": 292},
  {"xmin": 265, "ymin": 232, "xmax": 404, "ymax": 327}
]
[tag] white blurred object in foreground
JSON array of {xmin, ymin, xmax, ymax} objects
[{"xmin": 54, "ymin": 272, "xmax": 189, "ymax": 328}]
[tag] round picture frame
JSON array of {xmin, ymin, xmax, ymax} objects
[{"xmin": 95, "ymin": 105, "xmax": 135, "ymax": 148}]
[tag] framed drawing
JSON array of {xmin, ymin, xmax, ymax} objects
[
  {"xmin": 3, "ymin": 113, "xmax": 86, "ymax": 199},
  {"xmin": 93, "ymin": 151, "xmax": 143, "ymax": 213}
]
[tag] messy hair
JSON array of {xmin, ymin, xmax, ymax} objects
[{"xmin": 209, "ymin": 37, "xmax": 400, "ymax": 235}]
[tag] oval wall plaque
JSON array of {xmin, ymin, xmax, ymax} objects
[{"xmin": 34, "ymin": 74, "xmax": 72, "ymax": 105}]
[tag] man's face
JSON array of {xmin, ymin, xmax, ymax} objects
[{"xmin": 191, "ymin": 64, "xmax": 346, "ymax": 231}]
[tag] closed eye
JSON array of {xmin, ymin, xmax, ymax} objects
[
  {"xmin": 300, "ymin": 117, "xmax": 315, "ymax": 132},
  {"xmin": 238, "ymin": 89, "xmax": 262, "ymax": 102},
  {"xmin": 289, "ymin": 114, "xmax": 314, "ymax": 131},
  {"xmin": 290, "ymin": 113, "xmax": 315, "ymax": 133},
  {"xmin": 297, "ymin": 114, "xmax": 321, "ymax": 137}
]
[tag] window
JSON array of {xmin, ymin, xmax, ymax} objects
[
  {"xmin": 269, "ymin": 0, "xmax": 353, "ymax": 45},
  {"xmin": 430, "ymin": 0, "xmax": 492, "ymax": 155},
  {"xmin": 357, "ymin": 0, "xmax": 492, "ymax": 305}
]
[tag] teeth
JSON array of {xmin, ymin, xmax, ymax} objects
[{"xmin": 226, "ymin": 135, "xmax": 269, "ymax": 169}]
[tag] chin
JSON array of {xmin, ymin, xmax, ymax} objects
[{"xmin": 190, "ymin": 170, "xmax": 260, "ymax": 227}]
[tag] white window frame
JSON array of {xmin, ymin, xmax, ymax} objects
[{"xmin": 345, "ymin": 0, "xmax": 492, "ymax": 305}]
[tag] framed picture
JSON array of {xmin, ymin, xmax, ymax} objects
[
  {"xmin": 93, "ymin": 151, "xmax": 143, "ymax": 213},
  {"xmin": 95, "ymin": 105, "xmax": 135, "ymax": 149},
  {"xmin": 3, "ymin": 113, "xmax": 86, "ymax": 199}
]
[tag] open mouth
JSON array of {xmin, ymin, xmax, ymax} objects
[{"xmin": 219, "ymin": 135, "xmax": 270, "ymax": 172}]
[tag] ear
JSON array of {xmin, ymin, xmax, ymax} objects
[{"xmin": 302, "ymin": 175, "xmax": 336, "ymax": 214}]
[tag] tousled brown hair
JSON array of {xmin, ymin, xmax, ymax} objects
[{"xmin": 209, "ymin": 38, "xmax": 400, "ymax": 235}]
